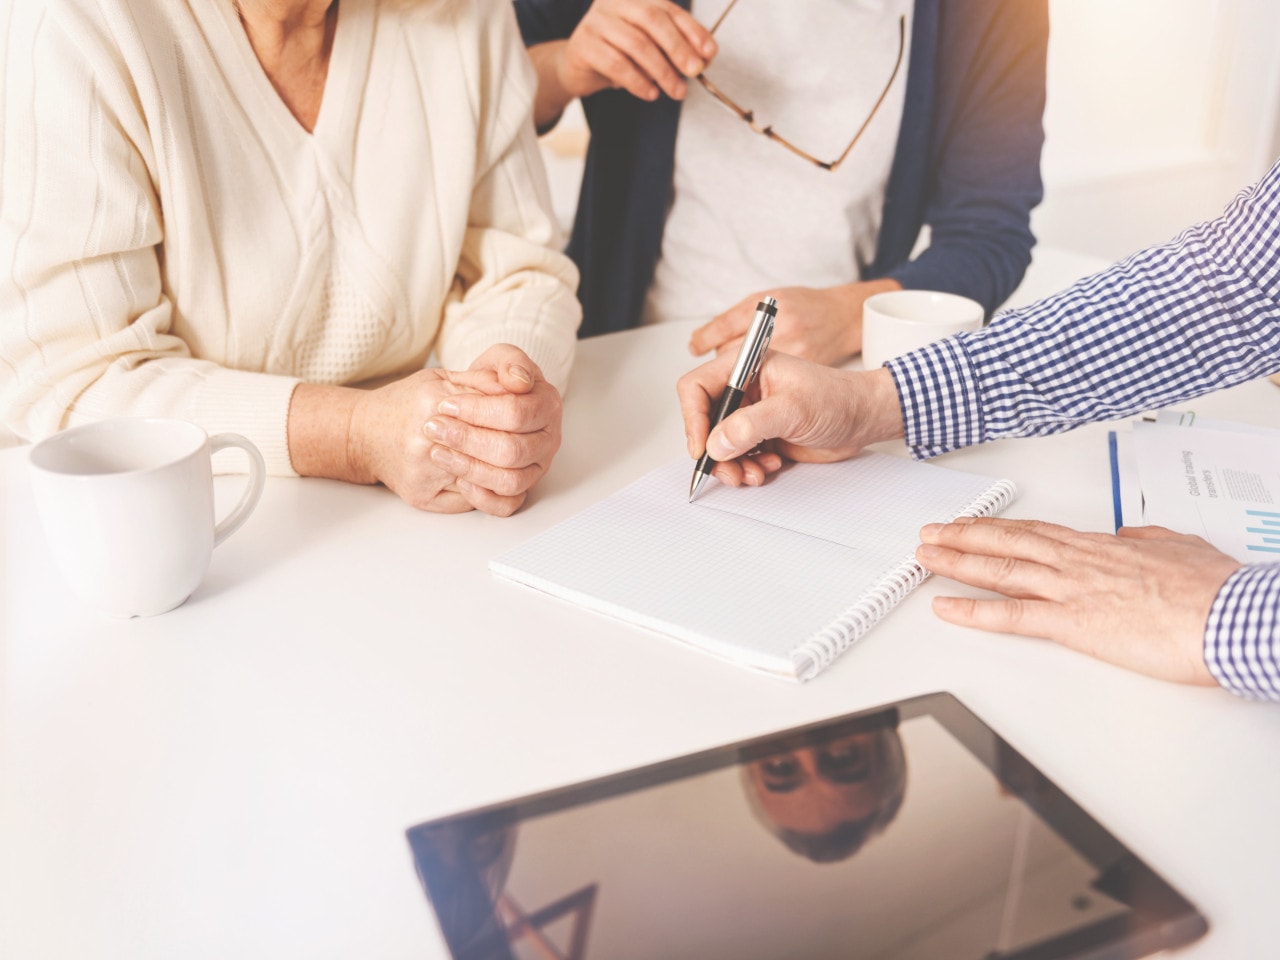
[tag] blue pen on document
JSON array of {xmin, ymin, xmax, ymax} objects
[{"xmin": 1107, "ymin": 430, "xmax": 1124, "ymax": 532}]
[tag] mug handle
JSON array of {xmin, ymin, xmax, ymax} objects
[{"xmin": 209, "ymin": 433, "xmax": 266, "ymax": 547}]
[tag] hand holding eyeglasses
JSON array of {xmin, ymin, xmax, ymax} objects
[{"xmin": 556, "ymin": 0, "xmax": 717, "ymax": 104}]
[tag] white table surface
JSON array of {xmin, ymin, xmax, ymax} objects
[{"xmin": 4, "ymin": 250, "xmax": 1280, "ymax": 959}]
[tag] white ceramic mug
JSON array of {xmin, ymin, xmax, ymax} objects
[
  {"xmin": 861, "ymin": 290, "xmax": 985, "ymax": 370},
  {"xmin": 28, "ymin": 418, "xmax": 265, "ymax": 618}
]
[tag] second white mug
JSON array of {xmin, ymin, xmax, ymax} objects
[
  {"xmin": 28, "ymin": 418, "xmax": 265, "ymax": 618},
  {"xmin": 861, "ymin": 290, "xmax": 985, "ymax": 370}
]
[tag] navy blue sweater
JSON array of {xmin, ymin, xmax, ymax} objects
[{"xmin": 516, "ymin": 0, "xmax": 1048, "ymax": 337}]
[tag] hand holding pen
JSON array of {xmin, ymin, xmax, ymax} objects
[
  {"xmin": 678, "ymin": 318, "xmax": 905, "ymax": 495},
  {"xmin": 688, "ymin": 297, "xmax": 777, "ymax": 501}
]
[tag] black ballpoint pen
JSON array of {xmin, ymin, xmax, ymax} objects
[{"xmin": 689, "ymin": 296, "xmax": 777, "ymax": 502}]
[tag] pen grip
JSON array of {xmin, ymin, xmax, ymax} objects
[
  {"xmin": 710, "ymin": 385, "xmax": 746, "ymax": 434},
  {"xmin": 695, "ymin": 386, "xmax": 746, "ymax": 476}
]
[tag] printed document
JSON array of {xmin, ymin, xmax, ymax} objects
[{"xmin": 1133, "ymin": 420, "xmax": 1280, "ymax": 562}]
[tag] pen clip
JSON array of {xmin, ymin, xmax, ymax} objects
[
  {"xmin": 727, "ymin": 299, "xmax": 777, "ymax": 390},
  {"xmin": 746, "ymin": 320, "xmax": 773, "ymax": 385}
]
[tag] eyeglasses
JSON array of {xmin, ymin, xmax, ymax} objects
[{"xmin": 695, "ymin": 5, "xmax": 906, "ymax": 172}]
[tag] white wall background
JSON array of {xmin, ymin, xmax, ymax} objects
[{"xmin": 1034, "ymin": 0, "xmax": 1280, "ymax": 260}]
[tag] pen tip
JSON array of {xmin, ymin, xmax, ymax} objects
[{"xmin": 689, "ymin": 472, "xmax": 706, "ymax": 502}]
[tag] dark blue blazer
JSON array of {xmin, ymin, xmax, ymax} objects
[{"xmin": 516, "ymin": 0, "xmax": 1049, "ymax": 337}]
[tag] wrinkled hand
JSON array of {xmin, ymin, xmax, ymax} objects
[
  {"xmin": 689, "ymin": 280, "xmax": 901, "ymax": 366},
  {"xmin": 351, "ymin": 345, "xmax": 562, "ymax": 516},
  {"xmin": 558, "ymin": 0, "xmax": 716, "ymax": 103},
  {"xmin": 916, "ymin": 517, "xmax": 1242, "ymax": 686},
  {"xmin": 676, "ymin": 350, "xmax": 904, "ymax": 487}
]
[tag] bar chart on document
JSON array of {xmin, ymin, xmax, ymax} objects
[
  {"xmin": 1130, "ymin": 415, "xmax": 1280, "ymax": 562},
  {"xmin": 1244, "ymin": 509, "xmax": 1280, "ymax": 556}
]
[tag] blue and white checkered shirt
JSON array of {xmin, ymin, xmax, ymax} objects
[{"xmin": 887, "ymin": 159, "xmax": 1280, "ymax": 701}]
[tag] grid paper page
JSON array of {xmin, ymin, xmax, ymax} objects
[
  {"xmin": 694, "ymin": 452, "xmax": 1003, "ymax": 555},
  {"xmin": 492, "ymin": 455, "xmax": 1009, "ymax": 680}
]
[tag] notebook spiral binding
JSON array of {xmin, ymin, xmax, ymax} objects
[{"xmin": 790, "ymin": 478, "xmax": 1019, "ymax": 681}]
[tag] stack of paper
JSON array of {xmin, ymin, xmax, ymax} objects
[{"xmin": 1111, "ymin": 411, "xmax": 1280, "ymax": 562}]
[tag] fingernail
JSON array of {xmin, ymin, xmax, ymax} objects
[
  {"xmin": 952, "ymin": 515, "xmax": 976, "ymax": 525},
  {"xmin": 437, "ymin": 399, "xmax": 460, "ymax": 416},
  {"xmin": 685, "ymin": 59, "xmax": 701, "ymax": 74},
  {"xmin": 707, "ymin": 432, "xmax": 733, "ymax": 460},
  {"xmin": 457, "ymin": 479, "xmax": 475, "ymax": 494},
  {"xmin": 933, "ymin": 596, "xmax": 957, "ymax": 612},
  {"xmin": 918, "ymin": 543, "xmax": 941, "ymax": 559},
  {"xmin": 422, "ymin": 419, "xmax": 445, "ymax": 438},
  {"xmin": 508, "ymin": 364, "xmax": 532, "ymax": 385},
  {"xmin": 920, "ymin": 523, "xmax": 942, "ymax": 539}
]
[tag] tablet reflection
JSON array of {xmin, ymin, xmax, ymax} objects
[
  {"xmin": 742, "ymin": 724, "xmax": 907, "ymax": 863},
  {"xmin": 411, "ymin": 816, "xmax": 518, "ymax": 960},
  {"xmin": 409, "ymin": 705, "xmax": 1151, "ymax": 960}
]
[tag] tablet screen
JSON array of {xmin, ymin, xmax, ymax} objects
[{"xmin": 407, "ymin": 693, "xmax": 1205, "ymax": 960}]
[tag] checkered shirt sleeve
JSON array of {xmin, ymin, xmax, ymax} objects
[
  {"xmin": 1205, "ymin": 566, "xmax": 1280, "ymax": 699},
  {"xmin": 885, "ymin": 158, "xmax": 1280, "ymax": 700}
]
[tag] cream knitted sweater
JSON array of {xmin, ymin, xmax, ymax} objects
[{"xmin": 0, "ymin": 0, "xmax": 580, "ymax": 475}]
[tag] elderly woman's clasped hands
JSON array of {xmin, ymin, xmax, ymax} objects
[{"xmin": 351, "ymin": 345, "xmax": 563, "ymax": 517}]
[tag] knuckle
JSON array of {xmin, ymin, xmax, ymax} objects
[
  {"xmin": 490, "ymin": 470, "xmax": 526, "ymax": 497},
  {"xmin": 614, "ymin": 26, "xmax": 644, "ymax": 55},
  {"xmin": 991, "ymin": 525, "xmax": 1024, "ymax": 551},
  {"xmin": 599, "ymin": 48, "xmax": 628, "ymax": 76},
  {"xmin": 1001, "ymin": 598, "xmax": 1027, "ymax": 628},
  {"xmin": 638, "ymin": 6, "xmax": 665, "ymax": 29},
  {"xmin": 987, "ymin": 554, "xmax": 1022, "ymax": 583},
  {"xmin": 487, "ymin": 432, "xmax": 523, "ymax": 465},
  {"xmin": 489, "ymin": 394, "xmax": 523, "ymax": 430}
]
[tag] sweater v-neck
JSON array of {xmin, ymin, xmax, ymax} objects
[{"xmin": 214, "ymin": 0, "xmax": 370, "ymax": 165}]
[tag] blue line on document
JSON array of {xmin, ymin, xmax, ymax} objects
[{"xmin": 1107, "ymin": 431, "xmax": 1123, "ymax": 532}]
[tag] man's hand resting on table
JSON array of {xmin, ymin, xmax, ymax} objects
[{"xmin": 916, "ymin": 517, "xmax": 1242, "ymax": 686}]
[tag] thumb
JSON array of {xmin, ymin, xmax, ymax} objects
[
  {"xmin": 468, "ymin": 343, "xmax": 542, "ymax": 394},
  {"xmin": 706, "ymin": 397, "xmax": 796, "ymax": 460},
  {"xmin": 496, "ymin": 359, "xmax": 538, "ymax": 395}
]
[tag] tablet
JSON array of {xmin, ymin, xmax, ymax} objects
[{"xmin": 407, "ymin": 692, "xmax": 1206, "ymax": 960}]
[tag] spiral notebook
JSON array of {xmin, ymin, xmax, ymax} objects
[{"xmin": 491, "ymin": 453, "xmax": 1016, "ymax": 681}]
